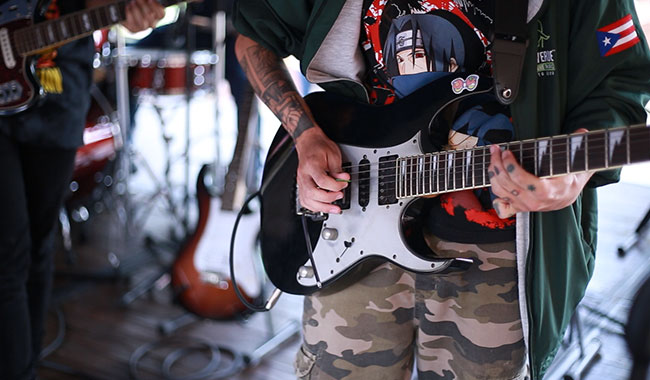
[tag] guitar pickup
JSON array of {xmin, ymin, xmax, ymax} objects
[
  {"xmin": 333, "ymin": 162, "xmax": 351, "ymax": 210},
  {"xmin": 358, "ymin": 158, "xmax": 370, "ymax": 208},
  {"xmin": 0, "ymin": 81, "xmax": 23, "ymax": 105},
  {"xmin": 378, "ymin": 155, "xmax": 398, "ymax": 205}
]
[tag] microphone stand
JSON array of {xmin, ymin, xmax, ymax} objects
[{"xmin": 211, "ymin": 6, "xmax": 227, "ymax": 193}]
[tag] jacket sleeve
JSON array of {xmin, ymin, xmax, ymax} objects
[
  {"xmin": 233, "ymin": 0, "xmax": 311, "ymax": 59},
  {"xmin": 564, "ymin": 0, "xmax": 650, "ymax": 187}
]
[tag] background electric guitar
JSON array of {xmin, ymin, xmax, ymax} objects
[
  {"xmin": 171, "ymin": 87, "xmax": 261, "ymax": 320},
  {"xmin": 259, "ymin": 73, "xmax": 650, "ymax": 295},
  {"xmin": 0, "ymin": 0, "xmax": 192, "ymax": 115}
]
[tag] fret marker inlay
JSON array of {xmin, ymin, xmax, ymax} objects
[
  {"xmin": 60, "ymin": 22, "xmax": 68, "ymax": 38},
  {"xmin": 537, "ymin": 140, "xmax": 549, "ymax": 171},
  {"xmin": 47, "ymin": 24, "xmax": 55, "ymax": 42},
  {"xmin": 609, "ymin": 130, "xmax": 625, "ymax": 162},
  {"xmin": 82, "ymin": 14, "xmax": 92, "ymax": 31},
  {"xmin": 570, "ymin": 135, "xmax": 584, "ymax": 167},
  {"xmin": 109, "ymin": 5, "xmax": 119, "ymax": 22}
]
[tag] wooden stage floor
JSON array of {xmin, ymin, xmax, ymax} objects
[{"xmin": 37, "ymin": 165, "xmax": 650, "ymax": 380}]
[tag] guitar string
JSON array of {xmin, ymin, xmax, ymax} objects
[
  {"xmin": 347, "ymin": 136, "xmax": 648, "ymax": 191},
  {"xmin": 335, "ymin": 128, "xmax": 648, "ymax": 175},
  {"xmin": 16, "ymin": 1, "xmax": 127, "ymax": 55},
  {"xmin": 336, "ymin": 135, "xmax": 645, "ymax": 183},
  {"xmin": 329, "ymin": 131, "xmax": 649, "ymax": 188}
]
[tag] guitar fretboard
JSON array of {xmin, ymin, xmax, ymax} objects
[
  {"xmin": 393, "ymin": 125, "xmax": 650, "ymax": 199},
  {"xmin": 13, "ymin": 0, "xmax": 179, "ymax": 56}
]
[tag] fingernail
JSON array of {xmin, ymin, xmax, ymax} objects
[
  {"xmin": 329, "ymin": 207, "xmax": 340, "ymax": 214},
  {"xmin": 490, "ymin": 145, "xmax": 498, "ymax": 154},
  {"xmin": 335, "ymin": 193, "xmax": 344, "ymax": 200}
]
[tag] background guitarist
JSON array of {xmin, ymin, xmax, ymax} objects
[
  {"xmin": 234, "ymin": 0, "xmax": 650, "ymax": 379},
  {"xmin": 0, "ymin": 1, "xmax": 164, "ymax": 379}
]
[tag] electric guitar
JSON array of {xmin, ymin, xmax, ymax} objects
[
  {"xmin": 171, "ymin": 87, "xmax": 261, "ymax": 319},
  {"xmin": 259, "ymin": 73, "xmax": 650, "ymax": 295},
  {"xmin": 171, "ymin": 164, "xmax": 260, "ymax": 320},
  {"xmin": 0, "ymin": 0, "xmax": 192, "ymax": 115}
]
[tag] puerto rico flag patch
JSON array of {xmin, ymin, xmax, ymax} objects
[{"xmin": 597, "ymin": 14, "xmax": 640, "ymax": 57}]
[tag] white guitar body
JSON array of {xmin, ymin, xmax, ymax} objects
[{"xmin": 296, "ymin": 131, "xmax": 453, "ymax": 288}]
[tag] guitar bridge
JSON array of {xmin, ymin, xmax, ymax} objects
[
  {"xmin": 0, "ymin": 80, "xmax": 23, "ymax": 105},
  {"xmin": 296, "ymin": 207, "xmax": 328, "ymax": 221},
  {"xmin": 295, "ymin": 184, "xmax": 328, "ymax": 220}
]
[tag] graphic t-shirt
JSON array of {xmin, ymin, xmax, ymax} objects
[{"xmin": 361, "ymin": 0, "xmax": 516, "ymax": 244}]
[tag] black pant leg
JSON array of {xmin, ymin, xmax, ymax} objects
[
  {"xmin": 0, "ymin": 134, "xmax": 35, "ymax": 380},
  {"xmin": 20, "ymin": 143, "xmax": 76, "ymax": 372},
  {"xmin": 0, "ymin": 132, "xmax": 76, "ymax": 380}
]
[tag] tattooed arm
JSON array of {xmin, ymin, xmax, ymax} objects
[{"xmin": 235, "ymin": 35, "xmax": 350, "ymax": 213}]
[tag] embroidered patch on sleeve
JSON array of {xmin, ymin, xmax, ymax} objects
[{"xmin": 597, "ymin": 14, "xmax": 640, "ymax": 57}]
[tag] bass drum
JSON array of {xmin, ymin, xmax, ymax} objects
[{"xmin": 127, "ymin": 49, "xmax": 214, "ymax": 96}]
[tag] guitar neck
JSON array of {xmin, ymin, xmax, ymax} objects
[
  {"xmin": 397, "ymin": 124, "xmax": 650, "ymax": 198},
  {"xmin": 14, "ymin": 0, "xmax": 179, "ymax": 56}
]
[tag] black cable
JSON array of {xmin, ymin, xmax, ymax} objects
[
  {"xmin": 161, "ymin": 346, "xmax": 221, "ymax": 380},
  {"xmin": 229, "ymin": 190, "xmax": 269, "ymax": 313},
  {"xmin": 129, "ymin": 338, "xmax": 244, "ymax": 380},
  {"xmin": 39, "ymin": 306, "xmax": 104, "ymax": 379},
  {"xmin": 229, "ymin": 139, "xmax": 296, "ymax": 312},
  {"xmin": 40, "ymin": 306, "xmax": 66, "ymax": 360},
  {"xmin": 161, "ymin": 345, "xmax": 245, "ymax": 380}
]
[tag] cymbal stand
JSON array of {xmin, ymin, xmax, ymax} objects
[
  {"xmin": 114, "ymin": 26, "xmax": 132, "ymax": 233},
  {"xmin": 55, "ymin": 27, "xmax": 152, "ymax": 282},
  {"xmin": 114, "ymin": 30, "xmax": 180, "ymax": 235},
  {"xmin": 183, "ymin": 6, "xmax": 198, "ymax": 233},
  {"xmin": 209, "ymin": 8, "xmax": 227, "ymax": 194}
]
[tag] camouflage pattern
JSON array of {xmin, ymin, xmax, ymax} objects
[{"xmin": 294, "ymin": 235, "xmax": 527, "ymax": 379}]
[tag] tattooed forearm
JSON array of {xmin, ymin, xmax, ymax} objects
[
  {"xmin": 238, "ymin": 43, "xmax": 315, "ymax": 140},
  {"xmin": 293, "ymin": 113, "xmax": 314, "ymax": 139}
]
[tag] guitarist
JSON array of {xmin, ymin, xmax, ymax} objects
[
  {"xmin": 0, "ymin": 1, "xmax": 164, "ymax": 379},
  {"xmin": 234, "ymin": 0, "xmax": 650, "ymax": 379}
]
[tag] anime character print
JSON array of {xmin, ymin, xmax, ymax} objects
[{"xmin": 362, "ymin": 0, "xmax": 516, "ymax": 243}]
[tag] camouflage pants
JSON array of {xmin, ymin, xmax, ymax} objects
[{"xmin": 294, "ymin": 236, "xmax": 527, "ymax": 380}]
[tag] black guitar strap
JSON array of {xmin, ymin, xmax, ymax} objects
[{"xmin": 492, "ymin": 0, "xmax": 529, "ymax": 105}]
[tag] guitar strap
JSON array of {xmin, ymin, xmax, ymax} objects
[{"xmin": 492, "ymin": 0, "xmax": 529, "ymax": 105}]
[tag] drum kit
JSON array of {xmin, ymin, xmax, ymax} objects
[
  {"xmin": 58, "ymin": 7, "xmax": 300, "ymax": 379},
  {"xmin": 64, "ymin": 29, "xmax": 218, "ymax": 227},
  {"xmin": 128, "ymin": 48, "xmax": 215, "ymax": 95}
]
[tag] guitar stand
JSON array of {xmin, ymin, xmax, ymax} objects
[
  {"xmin": 545, "ymin": 253, "xmax": 650, "ymax": 380},
  {"xmin": 618, "ymin": 206, "xmax": 650, "ymax": 257},
  {"xmin": 130, "ymin": 300, "xmax": 300, "ymax": 380},
  {"xmin": 115, "ymin": 10, "xmax": 205, "ymax": 305}
]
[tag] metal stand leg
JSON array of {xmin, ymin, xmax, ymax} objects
[
  {"xmin": 618, "ymin": 207, "xmax": 650, "ymax": 257},
  {"xmin": 244, "ymin": 319, "xmax": 301, "ymax": 367}
]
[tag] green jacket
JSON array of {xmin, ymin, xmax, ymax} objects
[{"xmin": 235, "ymin": 0, "xmax": 650, "ymax": 377}]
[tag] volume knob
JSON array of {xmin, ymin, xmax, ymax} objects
[{"xmin": 321, "ymin": 228, "xmax": 339, "ymax": 240}]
